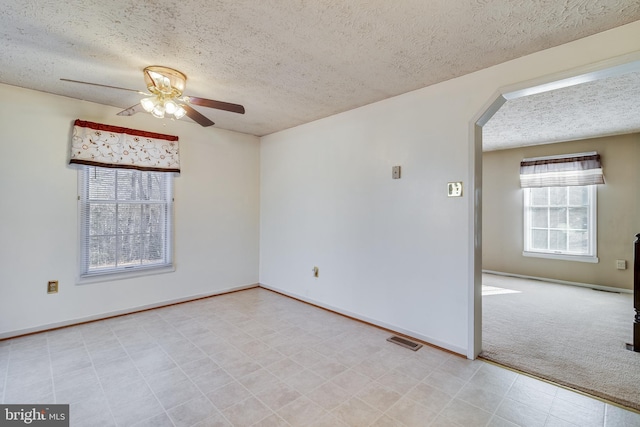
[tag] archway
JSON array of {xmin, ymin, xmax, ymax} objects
[{"xmin": 469, "ymin": 52, "xmax": 640, "ymax": 359}]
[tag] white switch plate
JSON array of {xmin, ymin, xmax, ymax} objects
[
  {"xmin": 616, "ymin": 259, "xmax": 626, "ymax": 270},
  {"xmin": 448, "ymin": 182, "xmax": 463, "ymax": 197},
  {"xmin": 392, "ymin": 166, "xmax": 401, "ymax": 179}
]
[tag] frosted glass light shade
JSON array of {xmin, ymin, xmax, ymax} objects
[
  {"xmin": 151, "ymin": 104, "xmax": 165, "ymax": 118},
  {"xmin": 164, "ymin": 100, "xmax": 178, "ymax": 115},
  {"xmin": 140, "ymin": 97, "xmax": 156, "ymax": 112},
  {"xmin": 174, "ymin": 105, "xmax": 187, "ymax": 119}
]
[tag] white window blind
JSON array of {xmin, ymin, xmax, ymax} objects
[{"xmin": 79, "ymin": 166, "xmax": 173, "ymax": 278}]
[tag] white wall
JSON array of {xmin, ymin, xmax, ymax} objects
[
  {"xmin": 259, "ymin": 22, "xmax": 640, "ymax": 356},
  {"xmin": 0, "ymin": 84, "xmax": 260, "ymax": 338}
]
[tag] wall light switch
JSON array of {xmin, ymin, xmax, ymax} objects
[
  {"xmin": 448, "ymin": 182, "xmax": 463, "ymax": 197},
  {"xmin": 616, "ymin": 259, "xmax": 626, "ymax": 270},
  {"xmin": 392, "ymin": 166, "xmax": 401, "ymax": 179}
]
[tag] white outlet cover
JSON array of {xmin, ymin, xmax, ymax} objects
[{"xmin": 448, "ymin": 182, "xmax": 463, "ymax": 197}]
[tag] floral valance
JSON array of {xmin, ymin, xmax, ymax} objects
[
  {"xmin": 69, "ymin": 119, "xmax": 180, "ymax": 173},
  {"xmin": 519, "ymin": 152, "xmax": 604, "ymax": 188}
]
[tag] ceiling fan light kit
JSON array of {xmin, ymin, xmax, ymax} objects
[
  {"xmin": 60, "ymin": 65, "xmax": 245, "ymax": 127},
  {"xmin": 140, "ymin": 94, "xmax": 187, "ymax": 120},
  {"xmin": 141, "ymin": 66, "xmax": 189, "ymax": 120}
]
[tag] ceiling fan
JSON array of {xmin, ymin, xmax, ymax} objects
[{"xmin": 60, "ymin": 66, "xmax": 245, "ymax": 127}]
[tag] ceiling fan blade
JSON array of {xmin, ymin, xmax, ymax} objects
[
  {"xmin": 60, "ymin": 78, "xmax": 148, "ymax": 95},
  {"xmin": 184, "ymin": 96, "xmax": 245, "ymax": 114},
  {"xmin": 183, "ymin": 104, "xmax": 215, "ymax": 127},
  {"xmin": 116, "ymin": 103, "xmax": 145, "ymax": 116}
]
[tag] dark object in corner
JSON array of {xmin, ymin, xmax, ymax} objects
[{"xmin": 628, "ymin": 233, "xmax": 640, "ymax": 352}]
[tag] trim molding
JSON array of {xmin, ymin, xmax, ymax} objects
[
  {"xmin": 259, "ymin": 283, "xmax": 467, "ymax": 357},
  {"xmin": 482, "ymin": 270, "xmax": 632, "ymax": 294},
  {"xmin": 0, "ymin": 283, "xmax": 259, "ymax": 340}
]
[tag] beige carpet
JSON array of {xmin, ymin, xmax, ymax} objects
[{"xmin": 480, "ymin": 273, "xmax": 640, "ymax": 411}]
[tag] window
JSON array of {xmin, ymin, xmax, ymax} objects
[
  {"xmin": 79, "ymin": 166, "xmax": 173, "ymax": 279},
  {"xmin": 523, "ymin": 185, "xmax": 597, "ymax": 263}
]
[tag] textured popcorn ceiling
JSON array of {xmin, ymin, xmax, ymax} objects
[
  {"xmin": 483, "ymin": 71, "xmax": 640, "ymax": 151},
  {"xmin": 0, "ymin": 1, "xmax": 639, "ymax": 146}
]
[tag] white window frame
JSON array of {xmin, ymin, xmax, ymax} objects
[
  {"xmin": 77, "ymin": 166, "xmax": 175, "ymax": 284},
  {"xmin": 523, "ymin": 185, "xmax": 598, "ymax": 263}
]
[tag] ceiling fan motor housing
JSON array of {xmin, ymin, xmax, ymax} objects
[{"xmin": 143, "ymin": 66, "xmax": 186, "ymax": 97}]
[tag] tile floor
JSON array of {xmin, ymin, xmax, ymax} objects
[{"xmin": 1, "ymin": 288, "xmax": 639, "ymax": 426}]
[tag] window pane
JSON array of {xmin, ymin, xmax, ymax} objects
[
  {"xmin": 530, "ymin": 188, "xmax": 548, "ymax": 206},
  {"xmin": 569, "ymin": 186, "xmax": 588, "ymax": 205},
  {"xmin": 88, "ymin": 168, "xmax": 115, "ymax": 199},
  {"xmin": 143, "ymin": 204, "xmax": 165, "ymax": 233},
  {"xmin": 531, "ymin": 229, "xmax": 548, "ymax": 250},
  {"xmin": 89, "ymin": 236, "xmax": 116, "ymax": 268},
  {"xmin": 568, "ymin": 231, "xmax": 588, "ymax": 253},
  {"xmin": 549, "ymin": 208, "xmax": 567, "ymax": 228},
  {"xmin": 117, "ymin": 234, "xmax": 141, "ymax": 267},
  {"xmin": 549, "ymin": 187, "xmax": 567, "ymax": 205},
  {"xmin": 549, "ymin": 230, "xmax": 567, "ymax": 251},
  {"xmin": 524, "ymin": 185, "xmax": 595, "ymax": 259},
  {"xmin": 89, "ymin": 204, "xmax": 116, "ymax": 236},
  {"xmin": 116, "ymin": 170, "xmax": 137, "ymax": 200},
  {"xmin": 568, "ymin": 207, "xmax": 588, "ymax": 230},
  {"xmin": 531, "ymin": 208, "xmax": 548, "ymax": 228},
  {"xmin": 142, "ymin": 233, "xmax": 165, "ymax": 264},
  {"xmin": 139, "ymin": 173, "xmax": 165, "ymax": 201},
  {"xmin": 117, "ymin": 204, "xmax": 142, "ymax": 234}
]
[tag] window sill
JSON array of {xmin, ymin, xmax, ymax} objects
[
  {"xmin": 522, "ymin": 251, "xmax": 598, "ymax": 263},
  {"xmin": 77, "ymin": 265, "xmax": 175, "ymax": 285}
]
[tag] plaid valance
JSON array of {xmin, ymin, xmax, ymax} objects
[{"xmin": 520, "ymin": 152, "xmax": 603, "ymax": 188}]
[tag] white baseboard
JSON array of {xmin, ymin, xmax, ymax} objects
[
  {"xmin": 258, "ymin": 283, "xmax": 467, "ymax": 357},
  {"xmin": 482, "ymin": 270, "xmax": 632, "ymax": 294},
  {"xmin": 0, "ymin": 283, "xmax": 259, "ymax": 340}
]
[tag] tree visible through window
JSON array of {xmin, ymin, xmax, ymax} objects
[
  {"xmin": 79, "ymin": 166, "xmax": 173, "ymax": 277},
  {"xmin": 523, "ymin": 185, "xmax": 597, "ymax": 262}
]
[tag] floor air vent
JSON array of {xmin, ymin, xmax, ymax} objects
[{"xmin": 387, "ymin": 335, "xmax": 422, "ymax": 351}]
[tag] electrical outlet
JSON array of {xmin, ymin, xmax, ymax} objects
[
  {"xmin": 616, "ymin": 259, "xmax": 626, "ymax": 270},
  {"xmin": 47, "ymin": 280, "xmax": 58, "ymax": 294},
  {"xmin": 312, "ymin": 266, "xmax": 319, "ymax": 278}
]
